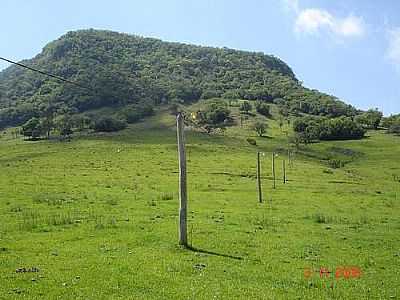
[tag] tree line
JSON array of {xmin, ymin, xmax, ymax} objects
[{"xmin": 18, "ymin": 103, "xmax": 154, "ymax": 140}]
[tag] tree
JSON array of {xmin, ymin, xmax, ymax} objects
[
  {"xmin": 55, "ymin": 115, "xmax": 74, "ymax": 138},
  {"xmin": 189, "ymin": 101, "xmax": 232, "ymax": 134},
  {"xmin": 388, "ymin": 123, "xmax": 400, "ymax": 134},
  {"xmin": 40, "ymin": 117, "xmax": 54, "ymax": 139},
  {"xmin": 255, "ymin": 101, "xmax": 270, "ymax": 117},
  {"xmin": 11, "ymin": 128, "xmax": 20, "ymax": 139},
  {"xmin": 253, "ymin": 121, "xmax": 268, "ymax": 137},
  {"xmin": 355, "ymin": 109, "xmax": 383, "ymax": 129},
  {"xmin": 381, "ymin": 114, "xmax": 400, "ymax": 130},
  {"xmin": 239, "ymin": 101, "xmax": 252, "ymax": 114},
  {"xmin": 278, "ymin": 117, "xmax": 284, "ymax": 131},
  {"xmin": 72, "ymin": 115, "xmax": 92, "ymax": 132},
  {"xmin": 21, "ymin": 117, "xmax": 42, "ymax": 140},
  {"xmin": 289, "ymin": 133, "xmax": 302, "ymax": 149}
]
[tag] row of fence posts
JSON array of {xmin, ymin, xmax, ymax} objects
[
  {"xmin": 176, "ymin": 112, "xmax": 294, "ymax": 247},
  {"xmin": 256, "ymin": 150, "xmax": 291, "ymax": 204}
]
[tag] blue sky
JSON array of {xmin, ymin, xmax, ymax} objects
[{"xmin": 1, "ymin": 0, "xmax": 399, "ymax": 115}]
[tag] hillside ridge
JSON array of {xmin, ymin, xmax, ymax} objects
[{"xmin": 0, "ymin": 29, "xmax": 356, "ymax": 129}]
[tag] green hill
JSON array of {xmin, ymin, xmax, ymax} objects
[{"xmin": 0, "ymin": 29, "xmax": 357, "ymax": 129}]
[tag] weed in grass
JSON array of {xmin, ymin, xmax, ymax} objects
[
  {"xmin": 306, "ymin": 212, "xmax": 348, "ymax": 224},
  {"xmin": 327, "ymin": 159, "xmax": 345, "ymax": 169},
  {"xmin": 46, "ymin": 213, "xmax": 74, "ymax": 226},
  {"xmin": 384, "ymin": 199, "xmax": 395, "ymax": 208},
  {"xmin": 19, "ymin": 211, "xmax": 41, "ymax": 231},
  {"xmin": 323, "ymin": 169, "xmax": 334, "ymax": 174},
  {"xmin": 105, "ymin": 198, "xmax": 118, "ymax": 206},
  {"xmin": 32, "ymin": 193, "xmax": 77, "ymax": 206},
  {"xmin": 252, "ymin": 214, "xmax": 280, "ymax": 232},
  {"xmin": 311, "ymin": 212, "xmax": 335, "ymax": 224},
  {"xmin": 147, "ymin": 200, "xmax": 157, "ymax": 207},
  {"xmin": 358, "ymin": 215, "xmax": 370, "ymax": 225},
  {"xmin": 93, "ymin": 215, "xmax": 118, "ymax": 230},
  {"xmin": 158, "ymin": 192, "xmax": 174, "ymax": 201},
  {"xmin": 10, "ymin": 206, "xmax": 23, "ymax": 213},
  {"xmin": 302, "ymin": 245, "xmax": 321, "ymax": 261}
]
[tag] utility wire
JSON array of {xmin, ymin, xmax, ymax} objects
[{"xmin": 0, "ymin": 56, "xmax": 94, "ymax": 92}]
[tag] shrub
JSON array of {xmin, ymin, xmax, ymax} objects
[
  {"xmin": 122, "ymin": 104, "xmax": 154, "ymax": 124},
  {"xmin": 124, "ymin": 111, "xmax": 142, "ymax": 123},
  {"xmin": 93, "ymin": 117, "xmax": 127, "ymax": 132},
  {"xmin": 21, "ymin": 117, "xmax": 42, "ymax": 140},
  {"xmin": 239, "ymin": 101, "xmax": 252, "ymax": 114},
  {"xmin": 355, "ymin": 109, "xmax": 383, "ymax": 129},
  {"xmin": 190, "ymin": 101, "xmax": 232, "ymax": 134},
  {"xmin": 253, "ymin": 122, "xmax": 268, "ymax": 137},
  {"xmin": 246, "ymin": 138, "xmax": 257, "ymax": 146},
  {"xmin": 255, "ymin": 101, "xmax": 270, "ymax": 117},
  {"xmin": 158, "ymin": 193, "xmax": 174, "ymax": 201},
  {"xmin": 327, "ymin": 159, "xmax": 344, "ymax": 169},
  {"xmin": 388, "ymin": 123, "xmax": 400, "ymax": 135}
]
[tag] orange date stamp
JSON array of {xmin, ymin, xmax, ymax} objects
[{"xmin": 304, "ymin": 266, "xmax": 362, "ymax": 279}]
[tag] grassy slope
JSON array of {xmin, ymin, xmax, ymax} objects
[{"xmin": 0, "ymin": 107, "xmax": 399, "ymax": 299}]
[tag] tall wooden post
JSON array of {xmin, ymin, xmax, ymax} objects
[
  {"xmin": 257, "ymin": 152, "xmax": 263, "ymax": 203},
  {"xmin": 283, "ymin": 160, "xmax": 286, "ymax": 184},
  {"xmin": 177, "ymin": 113, "xmax": 188, "ymax": 247},
  {"xmin": 272, "ymin": 152, "xmax": 276, "ymax": 189}
]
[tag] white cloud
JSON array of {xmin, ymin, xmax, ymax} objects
[
  {"xmin": 334, "ymin": 16, "xmax": 365, "ymax": 37},
  {"xmin": 295, "ymin": 8, "xmax": 365, "ymax": 38},
  {"xmin": 386, "ymin": 28, "xmax": 400, "ymax": 68},
  {"xmin": 295, "ymin": 9, "xmax": 333, "ymax": 34}
]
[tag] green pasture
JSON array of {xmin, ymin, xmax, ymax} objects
[{"xmin": 0, "ymin": 111, "xmax": 399, "ymax": 299}]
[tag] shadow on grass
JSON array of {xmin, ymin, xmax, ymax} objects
[{"xmin": 186, "ymin": 245, "xmax": 243, "ymax": 260}]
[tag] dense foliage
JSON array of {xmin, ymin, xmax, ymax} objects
[
  {"xmin": 274, "ymin": 89, "xmax": 357, "ymax": 118},
  {"xmin": 92, "ymin": 116, "xmax": 127, "ymax": 132},
  {"xmin": 382, "ymin": 114, "xmax": 400, "ymax": 134},
  {"xmin": 188, "ymin": 101, "xmax": 232, "ymax": 134},
  {"xmin": 255, "ymin": 101, "xmax": 271, "ymax": 117},
  {"xmin": 239, "ymin": 101, "xmax": 252, "ymax": 114},
  {"xmin": 355, "ymin": 109, "xmax": 383, "ymax": 129},
  {"xmin": 0, "ymin": 29, "xmax": 357, "ymax": 129},
  {"xmin": 119, "ymin": 103, "xmax": 154, "ymax": 124},
  {"xmin": 293, "ymin": 116, "xmax": 366, "ymax": 143}
]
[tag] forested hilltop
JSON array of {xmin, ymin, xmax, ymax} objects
[{"xmin": 0, "ymin": 29, "xmax": 357, "ymax": 130}]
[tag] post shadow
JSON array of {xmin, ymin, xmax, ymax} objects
[{"xmin": 186, "ymin": 245, "xmax": 243, "ymax": 260}]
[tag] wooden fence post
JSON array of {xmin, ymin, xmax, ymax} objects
[
  {"xmin": 177, "ymin": 113, "xmax": 188, "ymax": 247},
  {"xmin": 272, "ymin": 152, "xmax": 276, "ymax": 189},
  {"xmin": 283, "ymin": 160, "xmax": 286, "ymax": 184},
  {"xmin": 257, "ymin": 152, "xmax": 263, "ymax": 203}
]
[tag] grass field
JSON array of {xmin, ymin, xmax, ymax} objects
[{"xmin": 0, "ymin": 108, "xmax": 399, "ymax": 299}]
